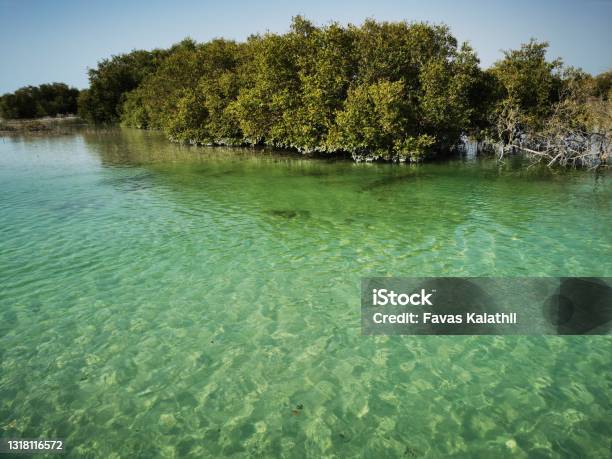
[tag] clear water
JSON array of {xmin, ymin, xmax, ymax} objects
[{"xmin": 1, "ymin": 129, "xmax": 610, "ymax": 458}]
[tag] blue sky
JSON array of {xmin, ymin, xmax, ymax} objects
[{"xmin": 1, "ymin": 0, "xmax": 610, "ymax": 93}]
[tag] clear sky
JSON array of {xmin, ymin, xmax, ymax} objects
[{"xmin": 1, "ymin": 0, "xmax": 610, "ymax": 93}]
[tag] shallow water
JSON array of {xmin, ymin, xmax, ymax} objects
[{"xmin": 1, "ymin": 129, "xmax": 610, "ymax": 458}]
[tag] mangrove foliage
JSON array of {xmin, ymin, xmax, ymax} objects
[{"xmin": 73, "ymin": 17, "xmax": 611, "ymax": 165}]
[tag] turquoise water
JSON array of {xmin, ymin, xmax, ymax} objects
[{"xmin": 1, "ymin": 129, "xmax": 610, "ymax": 458}]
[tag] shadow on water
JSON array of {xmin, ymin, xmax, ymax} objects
[
  {"xmin": 98, "ymin": 171, "xmax": 155, "ymax": 191},
  {"xmin": 78, "ymin": 128, "xmax": 611, "ymax": 248},
  {"xmin": 266, "ymin": 209, "xmax": 312, "ymax": 219},
  {"xmin": 361, "ymin": 172, "xmax": 428, "ymax": 191}
]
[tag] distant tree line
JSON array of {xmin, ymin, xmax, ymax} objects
[{"xmin": 0, "ymin": 83, "xmax": 80, "ymax": 119}]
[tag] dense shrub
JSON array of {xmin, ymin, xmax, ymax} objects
[
  {"xmin": 76, "ymin": 17, "xmax": 610, "ymax": 164},
  {"xmin": 113, "ymin": 18, "xmax": 485, "ymax": 160},
  {"xmin": 78, "ymin": 49, "xmax": 169, "ymax": 124}
]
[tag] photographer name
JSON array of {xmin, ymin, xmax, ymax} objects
[{"xmin": 372, "ymin": 311, "xmax": 518, "ymax": 325}]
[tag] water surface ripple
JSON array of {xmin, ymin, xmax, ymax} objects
[{"xmin": 0, "ymin": 129, "xmax": 610, "ymax": 458}]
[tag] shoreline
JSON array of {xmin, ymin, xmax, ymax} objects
[
  {"xmin": 3, "ymin": 122, "xmax": 608, "ymax": 172},
  {"xmin": 0, "ymin": 115, "xmax": 85, "ymax": 135}
]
